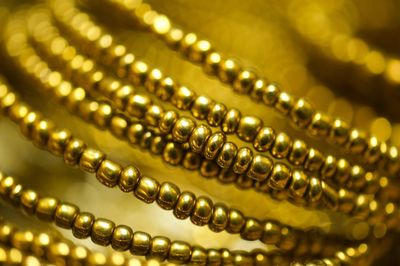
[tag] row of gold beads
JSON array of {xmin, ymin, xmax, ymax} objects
[
  {"xmin": 48, "ymin": 1, "xmax": 391, "ymax": 198},
  {"xmin": 0, "ymin": 172, "xmax": 296, "ymax": 266},
  {"xmin": 100, "ymin": 0, "xmax": 400, "ymax": 177}
]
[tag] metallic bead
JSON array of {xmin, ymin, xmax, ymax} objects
[
  {"xmin": 190, "ymin": 40, "xmax": 212, "ymax": 63},
  {"xmin": 36, "ymin": 197, "xmax": 59, "ymax": 221},
  {"xmin": 32, "ymin": 119, "xmax": 55, "ymax": 148},
  {"xmin": 233, "ymin": 147, "xmax": 253, "ymax": 174},
  {"xmin": 73, "ymin": 212, "xmax": 95, "ymax": 239},
  {"xmin": 126, "ymin": 94, "xmax": 151, "ymax": 118},
  {"xmin": 118, "ymin": 166, "xmax": 141, "ymax": 193},
  {"xmin": 19, "ymin": 111, "xmax": 41, "ymax": 139},
  {"xmin": 309, "ymin": 113, "xmax": 331, "ymax": 136},
  {"xmin": 233, "ymin": 70, "xmax": 256, "ymax": 94},
  {"xmin": 93, "ymin": 103, "xmax": 113, "ymax": 128},
  {"xmin": 48, "ymin": 129, "xmax": 72, "ymax": 156},
  {"xmin": 320, "ymin": 155, "xmax": 337, "ymax": 179},
  {"xmin": 330, "ymin": 119, "xmax": 349, "ymax": 145},
  {"xmin": 268, "ymin": 163, "xmax": 291, "ymax": 190},
  {"xmin": 246, "ymin": 155, "xmax": 273, "ymax": 182},
  {"xmin": 200, "ymin": 160, "xmax": 220, "ymax": 177},
  {"xmin": 172, "ymin": 117, "xmax": 195, "ymax": 142},
  {"xmin": 145, "ymin": 68, "xmax": 163, "ymax": 93},
  {"xmin": 79, "ymin": 148, "xmax": 106, "ymax": 173},
  {"xmin": 157, "ymin": 182, "xmax": 180, "ymax": 210},
  {"xmin": 0, "ymin": 223, "xmax": 15, "ymax": 244},
  {"xmin": 140, "ymin": 131, "xmax": 154, "ymax": 149},
  {"xmin": 0, "ymin": 176, "xmax": 15, "ymax": 200},
  {"xmin": 9, "ymin": 184, "xmax": 23, "ymax": 207},
  {"xmin": 291, "ymin": 99, "xmax": 314, "ymax": 127},
  {"xmin": 275, "ymin": 92, "xmax": 294, "ymax": 114},
  {"xmin": 164, "ymin": 28, "xmax": 183, "ymax": 49},
  {"xmin": 277, "ymin": 226, "xmax": 298, "ymax": 251},
  {"xmin": 288, "ymin": 139, "xmax": 308, "ymax": 166},
  {"xmin": 156, "ymin": 77, "xmax": 176, "ymax": 101},
  {"xmin": 289, "ymin": 170, "xmax": 309, "ymax": 199},
  {"xmin": 191, "ymin": 96, "xmax": 212, "ymax": 120},
  {"xmin": 91, "ymin": 218, "xmax": 115, "ymax": 246},
  {"xmin": 159, "ymin": 110, "xmax": 178, "ymax": 134},
  {"xmin": 130, "ymin": 60, "xmax": 148, "ymax": 86},
  {"xmin": 130, "ymin": 231, "xmax": 151, "ymax": 256},
  {"xmin": 261, "ymin": 221, "xmax": 282, "ymax": 245},
  {"xmin": 145, "ymin": 105, "xmax": 164, "ymax": 127},
  {"xmin": 55, "ymin": 203, "xmax": 80, "ymax": 229},
  {"xmin": 189, "ymin": 125, "xmax": 212, "ymax": 153},
  {"xmin": 218, "ymin": 58, "xmax": 241, "ymax": 84},
  {"xmin": 338, "ymin": 189, "xmax": 356, "ymax": 213},
  {"xmin": 204, "ymin": 52, "xmax": 222, "ymax": 75},
  {"xmin": 78, "ymin": 100, "xmax": 99, "ymax": 122},
  {"xmin": 240, "ymin": 218, "xmax": 263, "ymax": 240},
  {"xmin": 207, "ymin": 103, "xmax": 227, "ymax": 127},
  {"xmin": 190, "ymin": 196, "xmax": 213, "ymax": 226},
  {"xmin": 250, "ymin": 79, "xmax": 267, "ymax": 102},
  {"xmin": 203, "ymin": 132, "xmax": 225, "ymax": 160},
  {"xmin": 134, "ymin": 177, "xmax": 160, "ymax": 204},
  {"xmin": 208, "ymin": 204, "xmax": 228, "ymax": 232},
  {"xmin": 304, "ymin": 148, "xmax": 324, "ymax": 172},
  {"xmin": 182, "ymin": 152, "xmax": 202, "ymax": 170},
  {"xmin": 254, "ymin": 127, "xmax": 275, "ymax": 152},
  {"xmin": 111, "ymin": 225, "xmax": 133, "ymax": 251},
  {"xmin": 117, "ymin": 53, "xmax": 135, "ymax": 78},
  {"xmin": 20, "ymin": 190, "xmax": 38, "ymax": 215},
  {"xmin": 233, "ymin": 251, "xmax": 253, "ymax": 266},
  {"xmin": 190, "ymin": 246, "xmax": 207, "ymax": 265},
  {"xmin": 207, "ymin": 249, "xmax": 222, "ymax": 266},
  {"xmin": 347, "ymin": 165, "xmax": 366, "ymax": 190},
  {"xmin": 271, "ymin": 132, "xmax": 292, "ymax": 159},
  {"xmin": 334, "ymin": 159, "xmax": 350, "ymax": 184},
  {"xmin": 171, "ymin": 86, "xmax": 195, "ymax": 110},
  {"xmin": 127, "ymin": 123, "xmax": 145, "ymax": 144},
  {"xmin": 150, "ymin": 136, "xmax": 167, "ymax": 155},
  {"xmin": 352, "ymin": 195, "xmax": 372, "ymax": 219},
  {"xmin": 179, "ymin": 32, "xmax": 197, "ymax": 55},
  {"xmin": 237, "ymin": 116, "xmax": 262, "ymax": 142},
  {"xmin": 321, "ymin": 182, "xmax": 339, "ymax": 210},
  {"xmin": 221, "ymin": 108, "xmax": 241, "ymax": 133},
  {"xmin": 235, "ymin": 175, "xmax": 254, "ymax": 189},
  {"xmin": 226, "ymin": 209, "xmax": 245, "ymax": 233},
  {"xmin": 11, "ymin": 231, "xmax": 34, "ymax": 251},
  {"xmin": 364, "ymin": 137, "xmax": 382, "ymax": 164},
  {"xmin": 110, "ymin": 115, "xmax": 128, "ymax": 138},
  {"xmin": 262, "ymin": 83, "xmax": 280, "ymax": 106},
  {"xmin": 0, "ymin": 91, "xmax": 16, "ymax": 112},
  {"xmin": 308, "ymin": 177, "xmax": 322, "ymax": 203},
  {"xmin": 70, "ymin": 246, "xmax": 89, "ymax": 265},
  {"xmin": 113, "ymin": 85, "xmax": 134, "ymax": 110},
  {"xmin": 168, "ymin": 241, "xmax": 192, "ymax": 264},
  {"xmin": 64, "ymin": 138, "xmax": 86, "ymax": 166},
  {"xmin": 346, "ymin": 129, "xmax": 368, "ymax": 155},
  {"xmin": 96, "ymin": 160, "xmax": 122, "ymax": 187},
  {"xmin": 218, "ymin": 168, "xmax": 238, "ymax": 184},
  {"xmin": 220, "ymin": 249, "xmax": 234, "ymax": 265},
  {"xmin": 163, "ymin": 142, "xmax": 184, "ymax": 165},
  {"xmin": 9, "ymin": 103, "xmax": 29, "ymax": 123},
  {"xmin": 174, "ymin": 191, "xmax": 196, "ymax": 219},
  {"xmin": 217, "ymin": 142, "xmax": 237, "ymax": 168},
  {"xmin": 386, "ymin": 146, "xmax": 400, "ymax": 175},
  {"xmin": 147, "ymin": 236, "xmax": 170, "ymax": 261}
]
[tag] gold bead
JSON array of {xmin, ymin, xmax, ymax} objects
[
  {"xmin": 32, "ymin": 119, "xmax": 55, "ymax": 148},
  {"xmin": 338, "ymin": 189, "xmax": 356, "ymax": 213},
  {"xmin": 321, "ymin": 181, "xmax": 339, "ymax": 210},
  {"xmin": 271, "ymin": 132, "xmax": 292, "ymax": 159},
  {"xmin": 118, "ymin": 166, "xmax": 141, "ymax": 193},
  {"xmin": 0, "ymin": 223, "xmax": 15, "ymax": 244},
  {"xmin": 171, "ymin": 86, "xmax": 195, "ymax": 110},
  {"xmin": 320, "ymin": 155, "xmax": 337, "ymax": 179},
  {"xmin": 96, "ymin": 160, "xmax": 122, "ymax": 187},
  {"xmin": 110, "ymin": 115, "xmax": 128, "ymax": 138},
  {"xmin": 217, "ymin": 142, "xmax": 237, "ymax": 168},
  {"xmin": 204, "ymin": 52, "xmax": 222, "ymax": 75},
  {"xmin": 334, "ymin": 158, "xmax": 350, "ymax": 184},
  {"xmin": 233, "ymin": 147, "xmax": 253, "ymax": 174},
  {"xmin": 130, "ymin": 231, "xmax": 151, "ymax": 256},
  {"xmin": 207, "ymin": 103, "xmax": 227, "ymax": 127},
  {"xmin": 182, "ymin": 152, "xmax": 201, "ymax": 170},
  {"xmin": 64, "ymin": 138, "xmax": 87, "ymax": 166},
  {"xmin": 352, "ymin": 195, "xmax": 372, "ymax": 219},
  {"xmin": 172, "ymin": 117, "xmax": 195, "ymax": 142},
  {"xmin": 330, "ymin": 119, "xmax": 349, "ymax": 145},
  {"xmin": 174, "ymin": 191, "xmax": 196, "ymax": 219},
  {"xmin": 93, "ymin": 103, "xmax": 113, "ymax": 128},
  {"xmin": 190, "ymin": 40, "xmax": 212, "ymax": 63},
  {"xmin": 386, "ymin": 146, "xmax": 400, "ymax": 175},
  {"xmin": 289, "ymin": 170, "xmax": 309, "ymax": 199},
  {"xmin": 275, "ymin": 92, "xmax": 294, "ymax": 114},
  {"xmin": 246, "ymin": 155, "xmax": 273, "ymax": 182},
  {"xmin": 91, "ymin": 218, "xmax": 115, "ymax": 246},
  {"xmin": 237, "ymin": 116, "xmax": 262, "ymax": 142},
  {"xmin": 233, "ymin": 251, "xmax": 253, "ymax": 266},
  {"xmin": 347, "ymin": 165, "xmax": 366, "ymax": 190},
  {"xmin": 79, "ymin": 148, "xmax": 106, "ymax": 173},
  {"xmin": 156, "ymin": 77, "xmax": 176, "ymax": 101},
  {"xmin": 66, "ymin": 87, "xmax": 86, "ymax": 112},
  {"xmin": 218, "ymin": 58, "xmax": 241, "ymax": 84},
  {"xmin": 291, "ymin": 98, "xmax": 314, "ymax": 127},
  {"xmin": 9, "ymin": 102, "xmax": 29, "ymax": 123},
  {"xmin": 19, "ymin": 111, "xmax": 41, "ymax": 139},
  {"xmin": 309, "ymin": 113, "xmax": 331, "ymax": 136},
  {"xmin": 36, "ymin": 197, "xmax": 59, "ymax": 221},
  {"xmin": 144, "ymin": 105, "xmax": 164, "ymax": 127},
  {"xmin": 180, "ymin": 32, "xmax": 197, "ymax": 55},
  {"xmin": 150, "ymin": 136, "xmax": 167, "ymax": 155},
  {"xmin": 226, "ymin": 209, "xmax": 245, "ymax": 233},
  {"xmin": 11, "ymin": 231, "xmax": 34, "ymax": 251},
  {"xmin": 203, "ymin": 132, "xmax": 225, "ymax": 160},
  {"xmin": 304, "ymin": 148, "xmax": 324, "ymax": 172},
  {"xmin": 126, "ymin": 94, "xmax": 151, "ymax": 118},
  {"xmin": 130, "ymin": 60, "xmax": 148, "ymax": 86},
  {"xmin": 55, "ymin": 202, "xmax": 80, "ymax": 229},
  {"xmin": 221, "ymin": 108, "xmax": 241, "ymax": 133},
  {"xmin": 190, "ymin": 196, "xmax": 213, "ymax": 226},
  {"xmin": 254, "ymin": 127, "xmax": 275, "ymax": 152},
  {"xmin": 235, "ymin": 175, "xmax": 254, "ymax": 189},
  {"xmin": 0, "ymin": 91, "xmax": 16, "ymax": 112},
  {"xmin": 159, "ymin": 110, "xmax": 178, "ymax": 134},
  {"xmin": 70, "ymin": 246, "xmax": 89, "ymax": 265},
  {"xmin": 191, "ymin": 96, "xmax": 212, "ymax": 120},
  {"xmin": 73, "ymin": 212, "xmax": 95, "ymax": 239},
  {"xmin": 117, "ymin": 53, "xmax": 135, "ymax": 78},
  {"xmin": 277, "ymin": 226, "xmax": 298, "ymax": 251},
  {"xmin": 308, "ymin": 177, "xmax": 322, "ymax": 203},
  {"xmin": 134, "ymin": 177, "xmax": 160, "ymax": 204},
  {"xmin": 113, "ymin": 85, "xmax": 135, "ymax": 110},
  {"xmin": 233, "ymin": 70, "xmax": 256, "ymax": 94},
  {"xmin": 240, "ymin": 218, "xmax": 263, "ymax": 240},
  {"xmin": 127, "ymin": 123, "xmax": 145, "ymax": 145},
  {"xmin": 207, "ymin": 249, "xmax": 222, "ymax": 265},
  {"xmin": 364, "ymin": 137, "xmax": 382, "ymax": 164},
  {"xmin": 48, "ymin": 129, "xmax": 72, "ymax": 156},
  {"xmin": 111, "ymin": 225, "xmax": 133, "ymax": 251},
  {"xmin": 268, "ymin": 163, "xmax": 291, "ymax": 190},
  {"xmin": 0, "ymin": 176, "xmax": 15, "ymax": 200},
  {"xmin": 148, "ymin": 236, "xmax": 170, "ymax": 261},
  {"xmin": 163, "ymin": 142, "xmax": 184, "ymax": 165},
  {"xmin": 346, "ymin": 129, "xmax": 368, "ymax": 155},
  {"xmin": 168, "ymin": 241, "xmax": 192, "ymax": 264},
  {"xmin": 78, "ymin": 100, "xmax": 99, "ymax": 122},
  {"xmin": 288, "ymin": 140, "xmax": 308, "ymax": 166},
  {"xmin": 261, "ymin": 221, "xmax": 282, "ymax": 245},
  {"xmin": 9, "ymin": 184, "xmax": 23, "ymax": 207},
  {"xmin": 208, "ymin": 204, "xmax": 228, "ymax": 232},
  {"xmin": 189, "ymin": 125, "xmax": 212, "ymax": 153},
  {"xmin": 157, "ymin": 182, "xmax": 180, "ymax": 210},
  {"xmin": 145, "ymin": 68, "xmax": 163, "ymax": 93},
  {"xmin": 189, "ymin": 246, "xmax": 207, "ymax": 265},
  {"xmin": 164, "ymin": 28, "xmax": 183, "ymax": 49},
  {"xmin": 220, "ymin": 249, "xmax": 234, "ymax": 265},
  {"xmin": 20, "ymin": 189, "xmax": 38, "ymax": 215}
]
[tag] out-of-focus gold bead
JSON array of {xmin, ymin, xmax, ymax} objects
[
  {"xmin": 386, "ymin": 146, "xmax": 400, "ymax": 175},
  {"xmin": 111, "ymin": 225, "xmax": 133, "ymax": 251},
  {"xmin": 70, "ymin": 246, "xmax": 89, "ymax": 264},
  {"xmin": 190, "ymin": 196, "xmax": 213, "ymax": 226},
  {"xmin": 308, "ymin": 177, "xmax": 322, "ymax": 203},
  {"xmin": 309, "ymin": 113, "xmax": 331, "ymax": 137},
  {"xmin": 236, "ymin": 175, "xmax": 254, "ymax": 190},
  {"xmin": 130, "ymin": 60, "xmax": 148, "ymax": 86},
  {"xmin": 110, "ymin": 115, "xmax": 128, "ymax": 138},
  {"xmin": 172, "ymin": 117, "xmax": 195, "ymax": 143},
  {"xmin": 117, "ymin": 53, "xmax": 135, "ymax": 78},
  {"xmin": 64, "ymin": 138, "xmax": 86, "ymax": 166},
  {"xmin": 73, "ymin": 212, "xmax": 95, "ymax": 239},
  {"xmin": 330, "ymin": 119, "xmax": 349, "ymax": 145},
  {"xmin": 190, "ymin": 39, "xmax": 212, "ymax": 63},
  {"xmin": 156, "ymin": 77, "xmax": 176, "ymax": 101},
  {"xmin": 277, "ymin": 226, "xmax": 298, "ymax": 251},
  {"xmin": 130, "ymin": 231, "xmax": 151, "ymax": 256},
  {"xmin": 182, "ymin": 152, "xmax": 201, "ymax": 170},
  {"xmin": 168, "ymin": 241, "xmax": 192, "ymax": 264},
  {"xmin": 221, "ymin": 108, "xmax": 241, "ymax": 133},
  {"xmin": 261, "ymin": 221, "xmax": 281, "ymax": 245},
  {"xmin": 87, "ymin": 251, "xmax": 107, "ymax": 266},
  {"xmin": 246, "ymin": 155, "xmax": 273, "ymax": 182},
  {"xmin": 32, "ymin": 119, "xmax": 55, "ymax": 148},
  {"xmin": 233, "ymin": 251, "xmax": 253, "ymax": 266},
  {"xmin": 208, "ymin": 204, "xmax": 228, "ymax": 232},
  {"xmin": 338, "ymin": 189, "xmax": 356, "ymax": 213},
  {"xmin": 19, "ymin": 111, "xmax": 41, "ymax": 139},
  {"xmin": 201, "ymin": 159, "xmax": 220, "ymax": 178},
  {"xmin": 127, "ymin": 123, "xmax": 145, "ymax": 145},
  {"xmin": 11, "ymin": 231, "xmax": 34, "ymax": 251},
  {"xmin": 321, "ymin": 182, "xmax": 339, "ymax": 210},
  {"xmin": 208, "ymin": 103, "xmax": 227, "ymax": 127},
  {"xmin": 237, "ymin": 116, "xmax": 262, "ymax": 142},
  {"xmin": 93, "ymin": 103, "xmax": 113, "ymax": 129},
  {"xmin": 291, "ymin": 99, "xmax": 314, "ymax": 127},
  {"xmin": 174, "ymin": 191, "xmax": 196, "ymax": 220},
  {"xmin": 240, "ymin": 218, "xmax": 262, "ymax": 240},
  {"xmin": 36, "ymin": 197, "xmax": 59, "ymax": 221},
  {"xmin": 289, "ymin": 170, "xmax": 309, "ymax": 199},
  {"xmin": 203, "ymin": 132, "xmax": 225, "ymax": 160},
  {"xmin": 233, "ymin": 70, "xmax": 256, "ymax": 94},
  {"xmin": 55, "ymin": 202, "xmax": 80, "ymax": 229},
  {"xmin": 226, "ymin": 209, "xmax": 245, "ymax": 233},
  {"xmin": 96, "ymin": 160, "xmax": 122, "ymax": 187},
  {"xmin": 204, "ymin": 52, "xmax": 222, "ymax": 75},
  {"xmin": 113, "ymin": 85, "xmax": 134, "ymax": 110},
  {"xmin": 20, "ymin": 189, "xmax": 38, "ymax": 215},
  {"xmin": 268, "ymin": 163, "xmax": 291, "ymax": 190},
  {"xmin": 9, "ymin": 184, "xmax": 23, "ymax": 207},
  {"xmin": 352, "ymin": 195, "xmax": 372, "ymax": 219},
  {"xmin": 320, "ymin": 155, "xmax": 337, "ymax": 179},
  {"xmin": 159, "ymin": 110, "xmax": 178, "ymax": 134},
  {"xmin": 275, "ymin": 92, "xmax": 294, "ymax": 114},
  {"xmin": 364, "ymin": 137, "xmax": 382, "ymax": 164},
  {"xmin": 48, "ymin": 129, "xmax": 72, "ymax": 156},
  {"xmin": 220, "ymin": 249, "xmax": 235, "ymax": 265},
  {"xmin": 157, "ymin": 182, "xmax": 180, "ymax": 210},
  {"xmin": 9, "ymin": 103, "xmax": 29, "ymax": 123},
  {"xmin": 134, "ymin": 176, "xmax": 160, "ymax": 204},
  {"xmin": 147, "ymin": 236, "xmax": 170, "ymax": 261},
  {"xmin": 171, "ymin": 86, "xmax": 195, "ymax": 110},
  {"xmin": 0, "ymin": 176, "xmax": 15, "ymax": 200},
  {"xmin": 163, "ymin": 142, "xmax": 184, "ymax": 165},
  {"xmin": 190, "ymin": 246, "xmax": 207, "ymax": 265},
  {"xmin": 79, "ymin": 148, "xmax": 106, "ymax": 173},
  {"xmin": 0, "ymin": 91, "xmax": 16, "ymax": 112},
  {"xmin": 150, "ymin": 136, "xmax": 166, "ymax": 155},
  {"xmin": 0, "ymin": 223, "xmax": 15, "ymax": 244},
  {"xmin": 233, "ymin": 147, "xmax": 253, "ymax": 174},
  {"xmin": 145, "ymin": 105, "xmax": 164, "ymax": 127},
  {"xmin": 335, "ymin": 159, "xmax": 350, "ymax": 184},
  {"xmin": 191, "ymin": 96, "xmax": 212, "ymax": 120},
  {"xmin": 288, "ymin": 140, "xmax": 308, "ymax": 166},
  {"xmin": 254, "ymin": 127, "xmax": 275, "ymax": 152},
  {"xmin": 78, "ymin": 100, "xmax": 99, "ymax": 122},
  {"xmin": 347, "ymin": 166, "xmax": 366, "ymax": 190},
  {"xmin": 252, "ymin": 250, "xmax": 271, "ymax": 266},
  {"xmin": 304, "ymin": 148, "xmax": 324, "ymax": 172},
  {"xmin": 126, "ymin": 94, "xmax": 151, "ymax": 118},
  {"xmin": 118, "ymin": 166, "xmax": 141, "ymax": 193},
  {"xmin": 180, "ymin": 32, "xmax": 197, "ymax": 55},
  {"xmin": 346, "ymin": 129, "xmax": 368, "ymax": 155},
  {"xmin": 164, "ymin": 28, "xmax": 184, "ymax": 49},
  {"xmin": 218, "ymin": 58, "xmax": 241, "ymax": 84},
  {"xmin": 217, "ymin": 142, "xmax": 237, "ymax": 168},
  {"xmin": 271, "ymin": 132, "xmax": 292, "ymax": 159},
  {"xmin": 189, "ymin": 125, "xmax": 211, "ymax": 153},
  {"xmin": 145, "ymin": 68, "xmax": 163, "ymax": 93},
  {"xmin": 91, "ymin": 218, "xmax": 115, "ymax": 246}
]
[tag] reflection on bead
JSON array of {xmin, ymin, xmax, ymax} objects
[
  {"xmin": 237, "ymin": 116, "xmax": 262, "ymax": 142},
  {"xmin": 172, "ymin": 117, "xmax": 195, "ymax": 143},
  {"xmin": 246, "ymin": 155, "xmax": 273, "ymax": 182},
  {"xmin": 203, "ymin": 132, "xmax": 225, "ymax": 160},
  {"xmin": 268, "ymin": 163, "xmax": 291, "ymax": 190},
  {"xmin": 254, "ymin": 127, "xmax": 275, "ymax": 152},
  {"xmin": 36, "ymin": 197, "xmax": 59, "ymax": 221},
  {"xmin": 190, "ymin": 196, "xmax": 213, "ymax": 226},
  {"xmin": 134, "ymin": 177, "xmax": 160, "ymax": 203},
  {"xmin": 157, "ymin": 182, "xmax": 180, "ymax": 210},
  {"xmin": 271, "ymin": 132, "xmax": 292, "ymax": 159},
  {"xmin": 291, "ymin": 98, "xmax": 314, "ymax": 127},
  {"xmin": 55, "ymin": 203, "xmax": 80, "ymax": 229},
  {"xmin": 174, "ymin": 191, "xmax": 196, "ymax": 219},
  {"xmin": 189, "ymin": 125, "xmax": 211, "ymax": 153},
  {"xmin": 217, "ymin": 142, "xmax": 237, "ymax": 168},
  {"xmin": 73, "ymin": 212, "xmax": 95, "ymax": 239},
  {"xmin": 233, "ymin": 147, "xmax": 253, "ymax": 174},
  {"xmin": 208, "ymin": 103, "xmax": 227, "ymax": 127}
]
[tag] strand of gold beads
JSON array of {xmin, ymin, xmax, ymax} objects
[
  {"xmin": 98, "ymin": 0, "xmax": 400, "ymax": 178},
  {"xmin": 0, "ymin": 245, "xmax": 50, "ymax": 266},
  {"xmin": 46, "ymin": 0, "xmax": 392, "ymax": 201}
]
